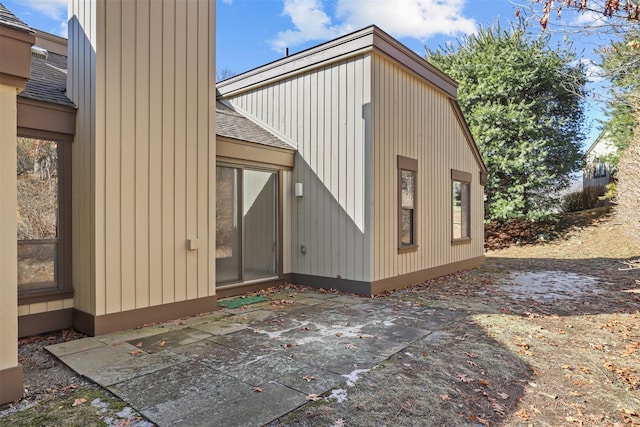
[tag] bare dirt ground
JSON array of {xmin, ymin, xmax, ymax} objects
[
  {"xmin": 271, "ymin": 208, "xmax": 640, "ymax": 426},
  {"xmin": 2, "ymin": 208, "xmax": 639, "ymax": 426}
]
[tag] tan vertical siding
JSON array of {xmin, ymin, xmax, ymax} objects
[
  {"xmin": 372, "ymin": 54, "xmax": 484, "ymax": 282},
  {"xmin": 227, "ymin": 55, "xmax": 373, "ymax": 282},
  {"xmin": 0, "ymin": 84, "xmax": 19, "ymax": 371},
  {"xmin": 68, "ymin": 0, "xmax": 216, "ymax": 316},
  {"xmin": 68, "ymin": 0, "xmax": 98, "ymax": 314}
]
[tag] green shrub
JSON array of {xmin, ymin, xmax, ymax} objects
[{"xmin": 561, "ymin": 185, "xmax": 607, "ymax": 213}]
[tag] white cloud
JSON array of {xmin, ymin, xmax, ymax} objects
[
  {"xmin": 580, "ymin": 58, "xmax": 605, "ymax": 82},
  {"xmin": 572, "ymin": 9, "xmax": 604, "ymax": 26},
  {"xmin": 20, "ymin": 0, "xmax": 67, "ymax": 20},
  {"xmin": 335, "ymin": 0, "xmax": 476, "ymax": 40},
  {"xmin": 270, "ymin": 0, "xmax": 345, "ymax": 52},
  {"xmin": 58, "ymin": 19, "xmax": 68, "ymax": 38},
  {"xmin": 270, "ymin": 0, "xmax": 476, "ymax": 52}
]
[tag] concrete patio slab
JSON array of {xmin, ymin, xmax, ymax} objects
[
  {"xmin": 208, "ymin": 328, "xmax": 288, "ymax": 355},
  {"xmin": 190, "ymin": 320, "xmax": 248, "ymax": 335},
  {"xmin": 125, "ymin": 327, "xmax": 213, "ymax": 353},
  {"xmin": 176, "ymin": 381, "xmax": 307, "ymax": 427},
  {"xmin": 109, "ymin": 361, "xmax": 250, "ymax": 426},
  {"xmin": 59, "ymin": 342, "xmax": 188, "ymax": 387},
  {"xmin": 224, "ymin": 309, "xmax": 276, "ymax": 324},
  {"xmin": 47, "ymin": 288, "xmax": 435, "ymax": 426},
  {"xmin": 289, "ymin": 341, "xmax": 386, "ymax": 375},
  {"xmin": 45, "ymin": 337, "xmax": 105, "ymax": 358}
]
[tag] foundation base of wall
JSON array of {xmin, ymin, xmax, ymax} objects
[
  {"xmin": 371, "ymin": 256, "xmax": 485, "ymax": 295},
  {"xmin": 73, "ymin": 295, "xmax": 219, "ymax": 336},
  {"xmin": 290, "ymin": 273, "xmax": 372, "ymax": 295},
  {"xmin": 0, "ymin": 364, "xmax": 23, "ymax": 405},
  {"xmin": 217, "ymin": 277, "xmax": 287, "ymax": 299},
  {"xmin": 18, "ymin": 308, "xmax": 72, "ymax": 338},
  {"xmin": 291, "ymin": 256, "xmax": 486, "ymax": 296}
]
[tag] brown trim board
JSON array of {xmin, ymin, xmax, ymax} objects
[
  {"xmin": 371, "ymin": 256, "xmax": 485, "ymax": 295},
  {"xmin": 17, "ymin": 98, "xmax": 76, "ymax": 140},
  {"xmin": 18, "ymin": 308, "xmax": 72, "ymax": 338},
  {"xmin": 0, "ymin": 365, "xmax": 23, "ymax": 405},
  {"xmin": 73, "ymin": 295, "xmax": 218, "ymax": 337}
]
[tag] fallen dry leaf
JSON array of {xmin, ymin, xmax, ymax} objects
[
  {"xmin": 306, "ymin": 393, "xmax": 322, "ymax": 401},
  {"xmin": 72, "ymin": 398, "xmax": 87, "ymax": 407},
  {"xmin": 516, "ymin": 407, "xmax": 529, "ymax": 420},
  {"xmin": 253, "ymin": 387, "xmax": 263, "ymax": 393},
  {"xmin": 159, "ymin": 340, "xmax": 166, "ymax": 347},
  {"xmin": 302, "ymin": 375, "xmax": 317, "ymax": 382},
  {"xmin": 497, "ymin": 392, "xmax": 509, "ymax": 400},
  {"xmin": 128, "ymin": 350, "xmax": 143, "ymax": 356},
  {"xmin": 135, "ymin": 342, "xmax": 143, "ymax": 348},
  {"xmin": 440, "ymin": 394, "xmax": 450, "ymax": 401},
  {"xmin": 457, "ymin": 373, "xmax": 472, "ymax": 383},
  {"xmin": 464, "ymin": 352, "xmax": 478, "ymax": 358},
  {"xmin": 331, "ymin": 419, "xmax": 346, "ymax": 427}
]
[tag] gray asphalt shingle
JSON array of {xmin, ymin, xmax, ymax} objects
[
  {"xmin": 19, "ymin": 51, "xmax": 76, "ymax": 108},
  {"xmin": 0, "ymin": 2, "xmax": 32, "ymax": 33},
  {"xmin": 216, "ymin": 101, "xmax": 294, "ymax": 150}
]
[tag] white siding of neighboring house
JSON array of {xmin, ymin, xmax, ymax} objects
[{"xmin": 583, "ymin": 137, "xmax": 616, "ymax": 189}]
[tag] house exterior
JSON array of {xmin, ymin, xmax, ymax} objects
[
  {"xmin": 583, "ymin": 132, "xmax": 617, "ymax": 189},
  {"xmin": 1, "ymin": 3, "xmax": 486, "ymax": 405},
  {"xmin": 217, "ymin": 26, "xmax": 487, "ymax": 296}
]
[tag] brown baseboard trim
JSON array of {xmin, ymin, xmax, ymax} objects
[
  {"xmin": 73, "ymin": 295, "xmax": 219, "ymax": 337},
  {"xmin": 371, "ymin": 255, "xmax": 486, "ymax": 295},
  {"xmin": 289, "ymin": 273, "xmax": 373, "ymax": 296},
  {"xmin": 217, "ymin": 277, "xmax": 287, "ymax": 299},
  {"xmin": 18, "ymin": 308, "xmax": 72, "ymax": 338},
  {"xmin": 0, "ymin": 365, "xmax": 23, "ymax": 405}
]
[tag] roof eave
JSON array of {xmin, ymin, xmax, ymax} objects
[{"xmin": 217, "ymin": 25, "xmax": 458, "ymax": 99}]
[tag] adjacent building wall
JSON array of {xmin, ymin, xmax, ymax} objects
[
  {"xmin": 371, "ymin": 54, "xmax": 485, "ymax": 284},
  {"xmin": 0, "ymin": 17, "xmax": 34, "ymax": 405},
  {"xmin": 227, "ymin": 55, "xmax": 374, "ymax": 283},
  {"xmin": 0, "ymin": 84, "xmax": 24, "ymax": 405},
  {"xmin": 68, "ymin": 0, "xmax": 216, "ymax": 333}
]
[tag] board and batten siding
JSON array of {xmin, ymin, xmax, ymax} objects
[
  {"xmin": 371, "ymin": 53, "xmax": 484, "ymax": 282},
  {"xmin": 228, "ymin": 55, "xmax": 374, "ymax": 283},
  {"xmin": 68, "ymin": 0, "xmax": 216, "ymax": 316}
]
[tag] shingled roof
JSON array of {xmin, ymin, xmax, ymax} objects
[
  {"xmin": 0, "ymin": 2, "xmax": 32, "ymax": 33},
  {"xmin": 19, "ymin": 51, "xmax": 76, "ymax": 108},
  {"xmin": 216, "ymin": 101, "xmax": 294, "ymax": 151}
]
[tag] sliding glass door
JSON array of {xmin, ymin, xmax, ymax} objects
[{"xmin": 216, "ymin": 165, "xmax": 278, "ymax": 285}]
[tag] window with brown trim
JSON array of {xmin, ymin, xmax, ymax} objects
[
  {"xmin": 452, "ymin": 169, "xmax": 471, "ymax": 242},
  {"xmin": 17, "ymin": 137, "xmax": 72, "ymax": 303},
  {"xmin": 398, "ymin": 156, "xmax": 418, "ymax": 252}
]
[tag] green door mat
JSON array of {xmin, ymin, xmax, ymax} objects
[{"xmin": 218, "ymin": 295, "xmax": 268, "ymax": 309}]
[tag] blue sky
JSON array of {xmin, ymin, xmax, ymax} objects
[{"xmin": 3, "ymin": 0, "xmax": 616, "ymax": 146}]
